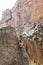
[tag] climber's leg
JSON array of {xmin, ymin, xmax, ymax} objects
[{"xmin": 20, "ymin": 46, "xmax": 22, "ymax": 51}]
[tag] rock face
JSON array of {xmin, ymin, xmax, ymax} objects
[
  {"xmin": 2, "ymin": 0, "xmax": 43, "ymax": 35},
  {"xmin": 0, "ymin": 26, "xmax": 29, "ymax": 65},
  {"xmin": 11, "ymin": 0, "xmax": 43, "ymax": 65},
  {"xmin": 0, "ymin": 0, "xmax": 43, "ymax": 65},
  {"xmin": 10, "ymin": 0, "xmax": 43, "ymax": 35},
  {"xmin": 2, "ymin": 9, "xmax": 12, "ymax": 22},
  {"xmin": 24, "ymin": 20, "xmax": 43, "ymax": 65}
]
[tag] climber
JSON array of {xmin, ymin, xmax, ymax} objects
[{"xmin": 18, "ymin": 39, "xmax": 23, "ymax": 51}]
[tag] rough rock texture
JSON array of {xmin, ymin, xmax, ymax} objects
[
  {"xmin": 23, "ymin": 20, "xmax": 43, "ymax": 65},
  {"xmin": 0, "ymin": 26, "xmax": 29, "ymax": 65},
  {"xmin": 2, "ymin": 0, "xmax": 43, "ymax": 35},
  {"xmin": 0, "ymin": 0, "xmax": 43, "ymax": 65},
  {"xmin": 11, "ymin": 1, "xmax": 43, "ymax": 65},
  {"xmin": 10, "ymin": 0, "xmax": 43, "ymax": 35}
]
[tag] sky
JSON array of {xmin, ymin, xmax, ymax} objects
[{"xmin": 0, "ymin": 0, "xmax": 17, "ymax": 20}]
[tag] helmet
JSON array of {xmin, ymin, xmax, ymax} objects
[{"xmin": 18, "ymin": 39, "xmax": 22, "ymax": 42}]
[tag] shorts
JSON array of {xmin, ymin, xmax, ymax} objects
[{"xmin": 18, "ymin": 46, "xmax": 22, "ymax": 51}]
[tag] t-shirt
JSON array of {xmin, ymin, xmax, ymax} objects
[{"xmin": 18, "ymin": 42, "xmax": 23, "ymax": 46}]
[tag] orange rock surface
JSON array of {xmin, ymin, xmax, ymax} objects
[{"xmin": 0, "ymin": 0, "xmax": 43, "ymax": 65}]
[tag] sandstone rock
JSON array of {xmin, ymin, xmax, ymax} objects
[
  {"xmin": 0, "ymin": 0, "xmax": 43, "ymax": 65},
  {"xmin": 0, "ymin": 26, "xmax": 29, "ymax": 65},
  {"xmin": 2, "ymin": 9, "xmax": 12, "ymax": 22}
]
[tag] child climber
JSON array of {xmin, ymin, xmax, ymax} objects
[{"xmin": 18, "ymin": 39, "xmax": 23, "ymax": 51}]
